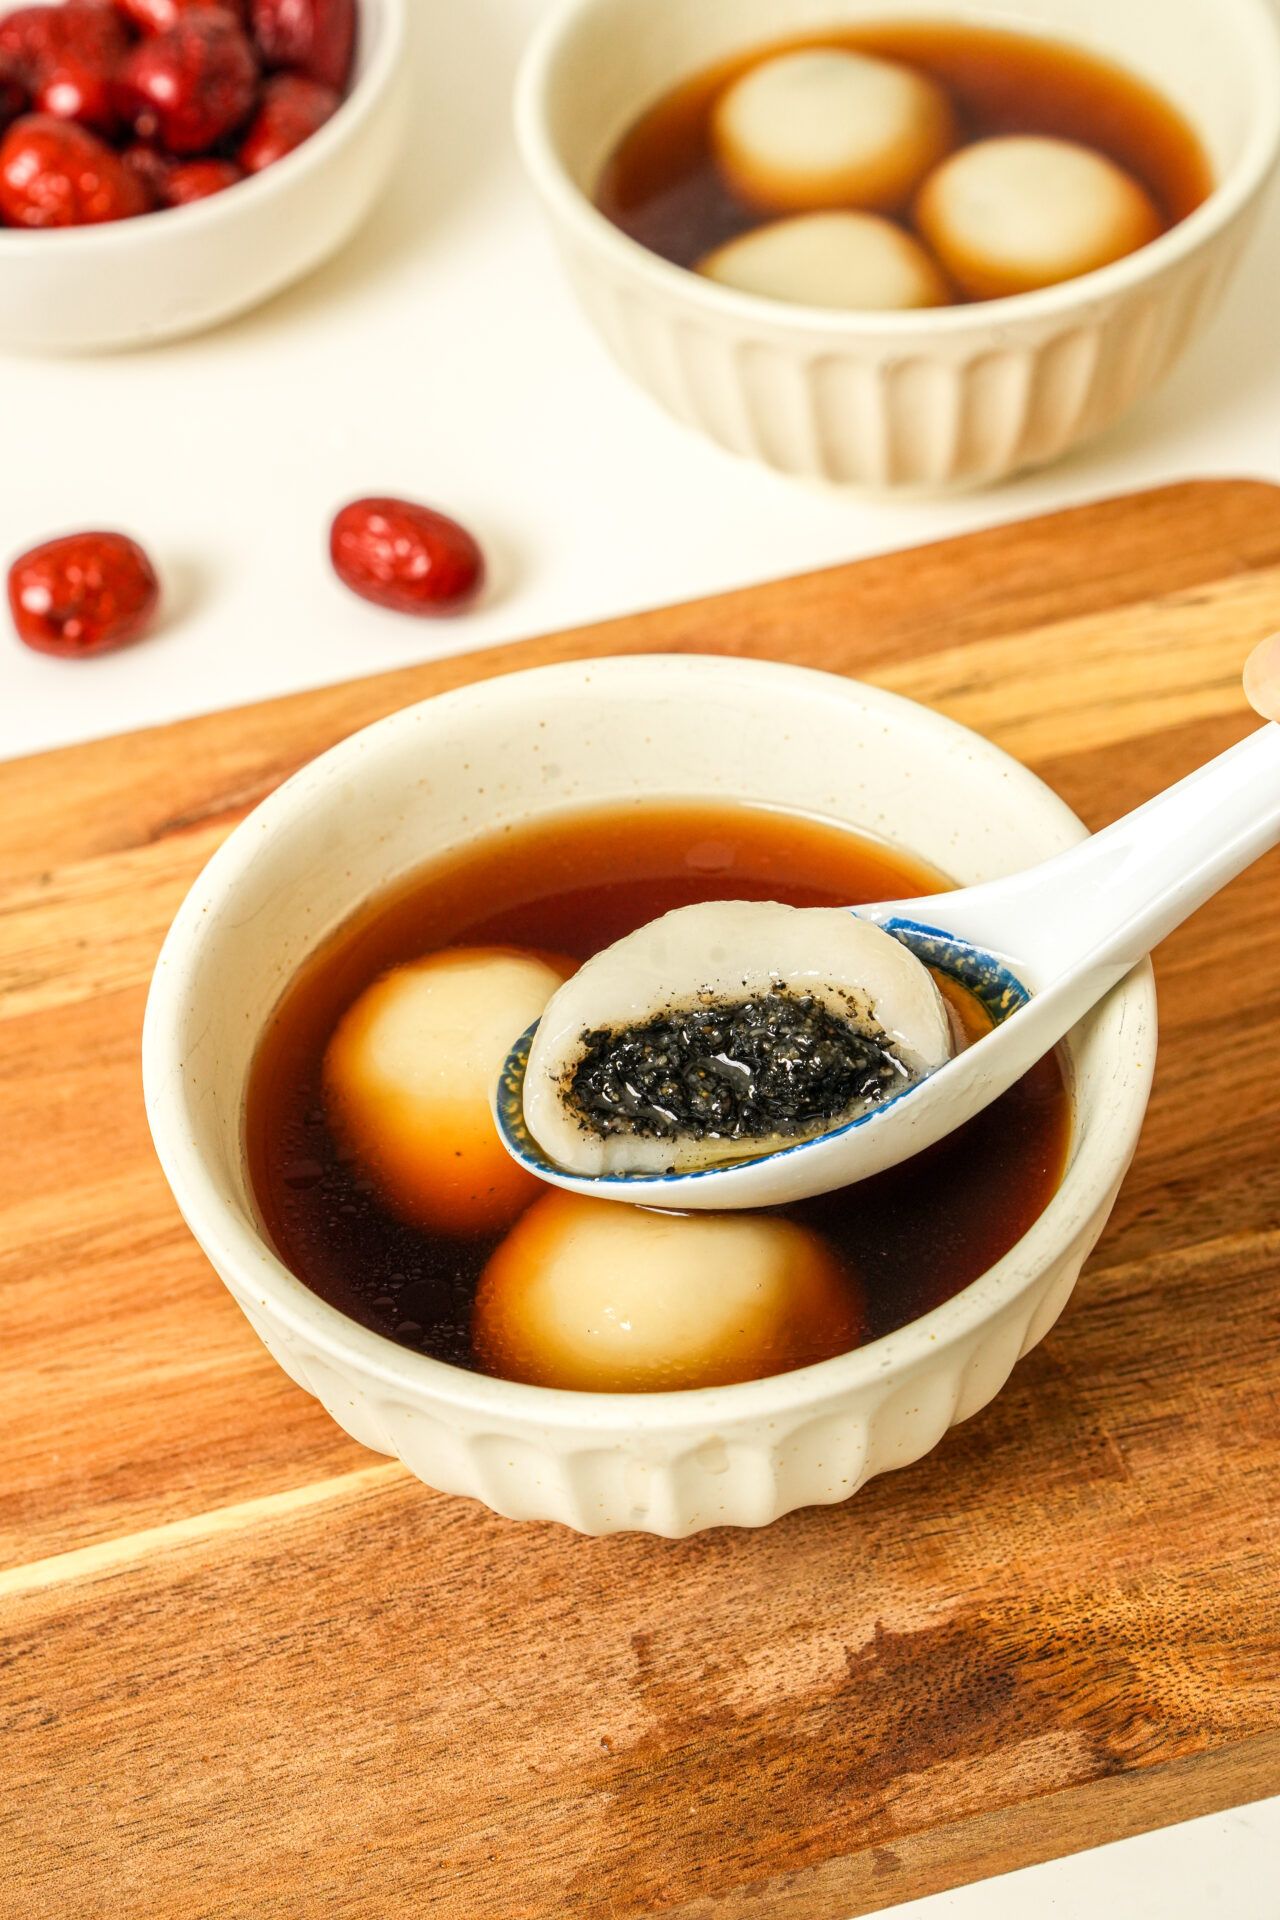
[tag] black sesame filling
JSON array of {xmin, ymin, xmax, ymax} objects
[{"xmin": 566, "ymin": 989, "xmax": 910, "ymax": 1142}]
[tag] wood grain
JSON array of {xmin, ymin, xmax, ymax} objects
[{"xmin": 2, "ymin": 480, "xmax": 1280, "ymax": 1919}]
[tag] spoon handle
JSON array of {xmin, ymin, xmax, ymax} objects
[{"xmin": 862, "ymin": 722, "xmax": 1280, "ymax": 990}]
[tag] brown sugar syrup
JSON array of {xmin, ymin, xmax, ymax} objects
[
  {"xmin": 595, "ymin": 21, "xmax": 1212, "ymax": 291},
  {"xmin": 247, "ymin": 800, "xmax": 1071, "ymax": 1379}
]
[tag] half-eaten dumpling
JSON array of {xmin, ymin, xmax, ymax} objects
[{"xmin": 522, "ymin": 901, "xmax": 953, "ymax": 1177}]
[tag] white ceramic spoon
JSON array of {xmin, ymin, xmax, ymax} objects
[{"xmin": 495, "ymin": 670, "xmax": 1280, "ymax": 1213}]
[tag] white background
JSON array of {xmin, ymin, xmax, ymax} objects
[{"xmin": 2, "ymin": 0, "xmax": 1278, "ymax": 1907}]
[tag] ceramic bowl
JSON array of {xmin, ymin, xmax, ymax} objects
[
  {"xmin": 515, "ymin": 0, "xmax": 1280, "ymax": 489},
  {"xmin": 0, "ymin": 0, "xmax": 408, "ymax": 354},
  {"xmin": 142, "ymin": 655, "xmax": 1156, "ymax": 1537}
]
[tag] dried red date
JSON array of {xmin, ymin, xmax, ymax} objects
[
  {"xmin": 0, "ymin": 113, "xmax": 148, "ymax": 224},
  {"xmin": 0, "ymin": 53, "xmax": 27, "ymax": 135},
  {"xmin": 0, "ymin": 0, "xmax": 352, "ymax": 226},
  {"xmin": 8, "ymin": 531, "xmax": 160, "ymax": 657},
  {"xmin": 250, "ymin": 0, "xmax": 353, "ymax": 92},
  {"xmin": 0, "ymin": 7, "xmax": 118, "ymax": 84},
  {"xmin": 115, "ymin": 7, "xmax": 257, "ymax": 153},
  {"xmin": 116, "ymin": 0, "xmax": 245, "ymax": 32},
  {"xmin": 120, "ymin": 137, "xmax": 169, "ymax": 201},
  {"xmin": 330, "ymin": 498, "xmax": 485, "ymax": 618},
  {"xmin": 238, "ymin": 70, "xmax": 335, "ymax": 171},
  {"xmin": 163, "ymin": 153, "xmax": 240, "ymax": 200},
  {"xmin": 0, "ymin": 3, "xmax": 128, "ymax": 133}
]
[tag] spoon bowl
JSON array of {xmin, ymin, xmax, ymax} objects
[{"xmin": 497, "ymin": 719, "xmax": 1280, "ymax": 1210}]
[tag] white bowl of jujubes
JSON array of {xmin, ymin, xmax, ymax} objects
[
  {"xmin": 516, "ymin": 0, "xmax": 1280, "ymax": 489},
  {"xmin": 143, "ymin": 656, "xmax": 1157, "ymax": 1538},
  {"xmin": 0, "ymin": 0, "xmax": 407, "ymax": 352}
]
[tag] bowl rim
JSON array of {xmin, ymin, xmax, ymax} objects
[
  {"xmin": 143, "ymin": 654, "xmax": 1158, "ymax": 1438},
  {"xmin": 0, "ymin": 0, "xmax": 406, "ymax": 255},
  {"xmin": 513, "ymin": 0, "xmax": 1280, "ymax": 336}
]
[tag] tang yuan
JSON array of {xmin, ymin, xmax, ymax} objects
[
  {"xmin": 522, "ymin": 900, "xmax": 954, "ymax": 1178},
  {"xmin": 247, "ymin": 798, "xmax": 1070, "ymax": 1384},
  {"xmin": 473, "ymin": 1190, "xmax": 865, "ymax": 1392},
  {"xmin": 711, "ymin": 48, "xmax": 955, "ymax": 215},
  {"xmin": 595, "ymin": 23, "xmax": 1210, "ymax": 311},
  {"xmin": 324, "ymin": 946, "xmax": 572, "ymax": 1235},
  {"xmin": 699, "ymin": 210, "xmax": 949, "ymax": 310},
  {"xmin": 915, "ymin": 136, "xmax": 1163, "ymax": 300}
]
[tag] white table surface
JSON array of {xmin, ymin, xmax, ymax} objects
[{"xmin": 3, "ymin": 0, "xmax": 1277, "ymax": 1907}]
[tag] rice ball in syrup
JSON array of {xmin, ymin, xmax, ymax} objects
[
  {"xmin": 247, "ymin": 802, "xmax": 1070, "ymax": 1390},
  {"xmin": 698, "ymin": 211, "xmax": 950, "ymax": 311},
  {"xmin": 595, "ymin": 21, "xmax": 1211, "ymax": 307},
  {"xmin": 523, "ymin": 901, "xmax": 954, "ymax": 1178},
  {"xmin": 710, "ymin": 47, "xmax": 956, "ymax": 216},
  {"xmin": 474, "ymin": 1192, "xmax": 865, "ymax": 1393},
  {"xmin": 916, "ymin": 136, "xmax": 1162, "ymax": 300},
  {"xmin": 324, "ymin": 946, "xmax": 572, "ymax": 1235}
]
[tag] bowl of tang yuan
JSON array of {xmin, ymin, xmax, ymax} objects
[
  {"xmin": 142, "ymin": 656, "xmax": 1155, "ymax": 1537},
  {"xmin": 514, "ymin": 0, "xmax": 1280, "ymax": 489}
]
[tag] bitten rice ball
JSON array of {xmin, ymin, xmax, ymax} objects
[
  {"xmin": 698, "ymin": 209, "xmax": 950, "ymax": 310},
  {"xmin": 473, "ymin": 1190, "xmax": 866, "ymax": 1392},
  {"xmin": 324, "ymin": 947, "xmax": 572, "ymax": 1236},
  {"xmin": 915, "ymin": 135, "xmax": 1163, "ymax": 300},
  {"xmin": 711, "ymin": 48, "xmax": 956, "ymax": 215}
]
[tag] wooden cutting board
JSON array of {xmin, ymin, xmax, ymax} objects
[{"xmin": 3, "ymin": 479, "xmax": 1280, "ymax": 1920}]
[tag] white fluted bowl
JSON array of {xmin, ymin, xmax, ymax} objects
[
  {"xmin": 0, "ymin": 0, "xmax": 407, "ymax": 353},
  {"xmin": 515, "ymin": 0, "xmax": 1280, "ymax": 489},
  {"xmin": 143, "ymin": 656, "xmax": 1156, "ymax": 1536}
]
